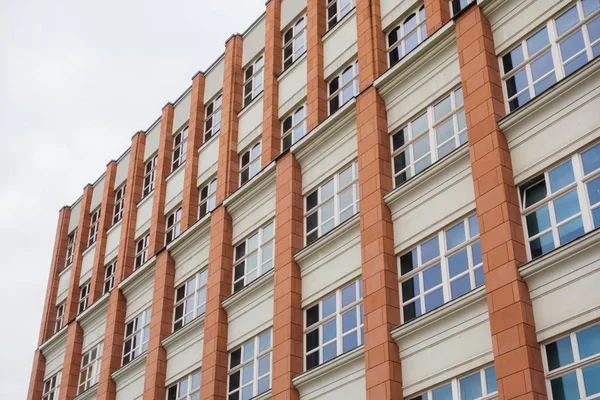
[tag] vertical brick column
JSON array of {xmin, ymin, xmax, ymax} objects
[
  {"xmin": 181, "ymin": 72, "xmax": 206, "ymax": 231},
  {"xmin": 58, "ymin": 323, "xmax": 84, "ymax": 400},
  {"xmin": 306, "ymin": 0, "xmax": 327, "ymax": 130},
  {"xmin": 97, "ymin": 132, "xmax": 147, "ymax": 400},
  {"xmin": 355, "ymin": 0, "xmax": 387, "ymax": 90},
  {"xmin": 356, "ymin": 87, "xmax": 403, "ymax": 400},
  {"xmin": 424, "ymin": 0, "xmax": 451, "ymax": 36},
  {"xmin": 149, "ymin": 104, "xmax": 175, "ymax": 255},
  {"xmin": 142, "ymin": 250, "xmax": 175, "ymax": 399},
  {"xmin": 27, "ymin": 350, "xmax": 46, "ymax": 400},
  {"xmin": 261, "ymin": 0, "xmax": 283, "ymax": 166},
  {"xmin": 90, "ymin": 161, "xmax": 117, "ymax": 302},
  {"xmin": 271, "ymin": 153, "xmax": 303, "ymax": 400},
  {"xmin": 456, "ymin": 6, "xmax": 546, "ymax": 400}
]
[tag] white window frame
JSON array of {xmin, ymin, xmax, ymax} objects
[
  {"xmin": 166, "ymin": 370, "xmax": 202, "ymax": 400},
  {"xmin": 135, "ymin": 234, "xmax": 150, "ymax": 270},
  {"xmin": 327, "ymin": 61, "xmax": 359, "ymax": 115},
  {"xmin": 327, "ymin": 0, "xmax": 356, "ymax": 31},
  {"xmin": 66, "ymin": 230, "xmax": 76, "ymax": 267},
  {"xmin": 113, "ymin": 184, "xmax": 126, "ymax": 225},
  {"xmin": 205, "ymin": 95, "xmax": 222, "ymax": 142},
  {"xmin": 281, "ymin": 105, "xmax": 307, "ymax": 152},
  {"xmin": 143, "ymin": 155, "xmax": 158, "ymax": 198},
  {"xmin": 227, "ymin": 330, "xmax": 272, "ymax": 400},
  {"xmin": 172, "ymin": 126, "xmax": 189, "ymax": 172},
  {"xmin": 88, "ymin": 208, "xmax": 101, "ymax": 247},
  {"xmin": 450, "ymin": 0, "xmax": 476, "ymax": 16},
  {"xmin": 387, "ymin": 5, "xmax": 427, "ymax": 67},
  {"xmin": 42, "ymin": 372, "xmax": 61, "ymax": 400},
  {"xmin": 283, "ymin": 15, "xmax": 307, "ymax": 70},
  {"xmin": 103, "ymin": 260, "xmax": 117, "ymax": 295},
  {"xmin": 198, "ymin": 178, "xmax": 217, "ymax": 219},
  {"xmin": 243, "ymin": 55, "xmax": 264, "ymax": 107},
  {"xmin": 410, "ymin": 365, "xmax": 498, "ymax": 400},
  {"xmin": 173, "ymin": 269, "xmax": 209, "ymax": 332},
  {"xmin": 122, "ymin": 308, "xmax": 151, "ymax": 366},
  {"xmin": 78, "ymin": 281, "xmax": 90, "ymax": 314},
  {"xmin": 232, "ymin": 221, "xmax": 275, "ymax": 293},
  {"xmin": 166, "ymin": 208, "xmax": 182, "ymax": 244},
  {"xmin": 239, "ymin": 142, "xmax": 262, "ymax": 186},
  {"xmin": 55, "ymin": 302, "xmax": 65, "ymax": 333},
  {"xmin": 78, "ymin": 342, "xmax": 103, "ymax": 394}
]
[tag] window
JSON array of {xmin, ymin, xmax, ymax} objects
[
  {"xmin": 205, "ymin": 95, "xmax": 222, "ymax": 142},
  {"xmin": 173, "ymin": 127, "xmax": 189, "ymax": 171},
  {"xmin": 78, "ymin": 281, "xmax": 90, "ymax": 314},
  {"xmin": 167, "ymin": 370, "xmax": 201, "ymax": 400},
  {"xmin": 228, "ymin": 331, "xmax": 272, "ymax": 400},
  {"xmin": 399, "ymin": 215, "xmax": 483, "ymax": 323},
  {"xmin": 304, "ymin": 279, "xmax": 363, "ymax": 371},
  {"xmin": 78, "ymin": 342, "xmax": 103, "ymax": 394},
  {"xmin": 122, "ymin": 308, "xmax": 151, "ymax": 366},
  {"xmin": 387, "ymin": 6, "xmax": 427, "ymax": 67},
  {"xmin": 66, "ymin": 231, "xmax": 76, "ymax": 267},
  {"xmin": 55, "ymin": 302, "xmax": 65, "ymax": 333},
  {"xmin": 328, "ymin": 61, "xmax": 359, "ymax": 114},
  {"xmin": 327, "ymin": 0, "xmax": 355, "ymax": 30},
  {"xmin": 281, "ymin": 105, "xmax": 307, "ymax": 152},
  {"xmin": 451, "ymin": 0, "xmax": 475, "ymax": 16},
  {"xmin": 199, "ymin": 178, "xmax": 217, "ymax": 219},
  {"xmin": 501, "ymin": 0, "xmax": 600, "ymax": 112},
  {"xmin": 411, "ymin": 366, "xmax": 498, "ymax": 400},
  {"xmin": 391, "ymin": 87, "xmax": 466, "ymax": 187},
  {"xmin": 240, "ymin": 142, "xmax": 261, "ymax": 186},
  {"xmin": 243, "ymin": 56, "xmax": 264, "ymax": 107},
  {"xmin": 233, "ymin": 221, "xmax": 275, "ymax": 293},
  {"xmin": 166, "ymin": 208, "xmax": 182, "ymax": 244},
  {"xmin": 135, "ymin": 234, "xmax": 150, "ymax": 270},
  {"xmin": 305, "ymin": 161, "xmax": 359, "ymax": 245},
  {"xmin": 173, "ymin": 269, "xmax": 208, "ymax": 331},
  {"xmin": 143, "ymin": 155, "xmax": 158, "ymax": 198},
  {"xmin": 42, "ymin": 372, "xmax": 61, "ymax": 400},
  {"xmin": 520, "ymin": 142, "xmax": 600, "ymax": 260},
  {"xmin": 113, "ymin": 184, "xmax": 126, "ymax": 225},
  {"xmin": 103, "ymin": 261, "xmax": 116, "ymax": 295},
  {"xmin": 88, "ymin": 208, "xmax": 100, "ymax": 247},
  {"xmin": 283, "ymin": 15, "xmax": 307, "ymax": 70},
  {"xmin": 543, "ymin": 323, "xmax": 600, "ymax": 399}
]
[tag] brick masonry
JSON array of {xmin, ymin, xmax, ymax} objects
[
  {"xmin": 424, "ymin": 0, "xmax": 451, "ymax": 36},
  {"xmin": 27, "ymin": 350, "xmax": 47, "ymax": 400},
  {"xmin": 306, "ymin": 0, "xmax": 327, "ymax": 131},
  {"xmin": 58, "ymin": 323, "xmax": 84, "ymax": 400},
  {"xmin": 356, "ymin": 0, "xmax": 387, "ymax": 90}
]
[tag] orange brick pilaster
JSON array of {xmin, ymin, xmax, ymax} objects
[
  {"xmin": 424, "ymin": 0, "xmax": 451, "ymax": 36},
  {"xmin": 356, "ymin": 87, "xmax": 403, "ymax": 400},
  {"xmin": 456, "ymin": 6, "xmax": 546, "ymax": 400},
  {"xmin": 306, "ymin": 0, "xmax": 327, "ymax": 130},
  {"xmin": 27, "ymin": 350, "xmax": 46, "ymax": 400},
  {"xmin": 58, "ymin": 323, "xmax": 84, "ymax": 400},
  {"xmin": 355, "ymin": 0, "xmax": 387, "ymax": 89}
]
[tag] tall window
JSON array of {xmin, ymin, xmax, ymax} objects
[
  {"xmin": 501, "ymin": 0, "xmax": 600, "ymax": 112},
  {"xmin": 283, "ymin": 15, "xmax": 307, "ymax": 70},
  {"xmin": 88, "ymin": 208, "xmax": 100, "ymax": 247},
  {"xmin": 135, "ymin": 234, "xmax": 150, "ymax": 270},
  {"xmin": 78, "ymin": 342, "xmax": 103, "ymax": 394},
  {"xmin": 327, "ymin": 0, "xmax": 355, "ymax": 30},
  {"xmin": 55, "ymin": 302, "xmax": 65, "ymax": 333},
  {"xmin": 199, "ymin": 178, "xmax": 217, "ymax": 219},
  {"xmin": 543, "ymin": 323, "xmax": 600, "ymax": 399},
  {"xmin": 173, "ymin": 127, "xmax": 189, "ymax": 171},
  {"xmin": 103, "ymin": 261, "xmax": 117, "ymax": 295},
  {"xmin": 399, "ymin": 215, "xmax": 483, "ymax": 323},
  {"xmin": 387, "ymin": 6, "xmax": 426, "ymax": 67},
  {"xmin": 143, "ymin": 155, "xmax": 158, "ymax": 198},
  {"xmin": 205, "ymin": 95, "xmax": 222, "ymax": 142},
  {"xmin": 391, "ymin": 87, "xmax": 466, "ymax": 187},
  {"xmin": 122, "ymin": 308, "xmax": 151, "ymax": 366},
  {"xmin": 78, "ymin": 281, "xmax": 90, "ymax": 314},
  {"xmin": 328, "ymin": 61, "xmax": 359, "ymax": 114},
  {"xmin": 233, "ymin": 221, "xmax": 275, "ymax": 292},
  {"xmin": 240, "ymin": 142, "xmax": 261, "ymax": 186},
  {"xmin": 281, "ymin": 105, "xmax": 307, "ymax": 152},
  {"xmin": 520, "ymin": 142, "xmax": 600, "ymax": 260},
  {"xmin": 174, "ymin": 269, "xmax": 209, "ymax": 331},
  {"xmin": 410, "ymin": 366, "xmax": 498, "ymax": 400},
  {"xmin": 42, "ymin": 372, "xmax": 61, "ymax": 400},
  {"xmin": 66, "ymin": 231, "xmax": 76, "ymax": 267},
  {"xmin": 304, "ymin": 279, "xmax": 363, "ymax": 371},
  {"xmin": 305, "ymin": 161, "xmax": 359, "ymax": 245},
  {"xmin": 228, "ymin": 331, "xmax": 272, "ymax": 400},
  {"xmin": 166, "ymin": 208, "xmax": 182, "ymax": 245},
  {"xmin": 113, "ymin": 184, "xmax": 126, "ymax": 225},
  {"xmin": 167, "ymin": 370, "xmax": 201, "ymax": 400},
  {"xmin": 244, "ymin": 56, "xmax": 264, "ymax": 107}
]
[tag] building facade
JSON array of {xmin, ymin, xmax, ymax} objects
[{"xmin": 27, "ymin": 0, "xmax": 600, "ymax": 399}]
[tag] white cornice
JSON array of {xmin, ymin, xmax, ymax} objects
[
  {"xmin": 76, "ymin": 292, "xmax": 109, "ymax": 325},
  {"xmin": 238, "ymin": 91, "xmax": 264, "ymax": 119},
  {"xmin": 322, "ymin": 7, "xmax": 357, "ymax": 43},
  {"xmin": 118, "ymin": 256, "xmax": 156, "ymax": 295},
  {"xmin": 111, "ymin": 352, "xmax": 147, "ymax": 383},
  {"xmin": 72, "ymin": 384, "xmax": 98, "ymax": 400},
  {"xmin": 167, "ymin": 213, "xmax": 212, "ymax": 256},
  {"xmin": 278, "ymin": 52, "xmax": 307, "ymax": 82},
  {"xmin": 292, "ymin": 345, "xmax": 364, "ymax": 388},
  {"xmin": 81, "ymin": 242, "xmax": 96, "ymax": 258},
  {"xmin": 105, "ymin": 219, "xmax": 122, "ymax": 237},
  {"xmin": 39, "ymin": 325, "xmax": 68, "ymax": 354},
  {"xmin": 222, "ymin": 271, "xmax": 274, "ymax": 313},
  {"xmin": 223, "ymin": 162, "xmax": 277, "ymax": 213},
  {"xmin": 162, "ymin": 314, "xmax": 205, "ymax": 350},
  {"xmin": 294, "ymin": 214, "xmax": 360, "ymax": 263},
  {"xmin": 58, "ymin": 263, "xmax": 72, "ymax": 279}
]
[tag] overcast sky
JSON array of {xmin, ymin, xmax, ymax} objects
[{"xmin": 0, "ymin": 1, "xmax": 266, "ymax": 397}]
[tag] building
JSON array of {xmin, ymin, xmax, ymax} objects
[{"xmin": 27, "ymin": 0, "xmax": 600, "ymax": 399}]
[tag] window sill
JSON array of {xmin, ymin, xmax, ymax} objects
[
  {"xmin": 76, "ymin": 292, "xmax": 109, "ymax": 323},
  {"xmin": 223, "ymin": 161, "xmax": 276, "ymax": 212},
  {"xmin": 136, "ymin": 191, "xmax": 154, "ymax": 208},
  {"xmin": 292, "ymin": 345, "xmax": 364, "ymax": 388},
  {"xmin": 106, "ymin": 219, "xmax": 122, "ymax": 236},
  {"xmin": 167, "ymin": 212, "xmax": 212, "ymax": 255},
  {"xmin": 251, "ymin": 389, "xmax": 272, "ymax": 400},
  {"xmin": 198, "ymin": 131, "xmax": 220, "ymax": 153},
  {"xmin": 295, "ymin": 213, "xmax": 360, "ymax": 263},
  {"xmin": 322, "ymin": 7, "xmax": 357, "ymax": 42},
  {"xmin": 81, "ymin": 242, "xmax": 96, "ymax": 258},
  {"xmin": 73, "ymin": 384, "xmax": 98, "ymax": 400},
  {"xmin": 111, "ymin": 352, "xmax": 147, "ymax": 382},
  {"xmin": 239, "ymin": 91, "xmax": 264, "ymax": 117},
  {"xmin": 167, "ymin": 161, "xmax": 186, "ymax": 182},
  {"xmin": 58, "ymin": 262, "xmax": 72, "ymax": 278},
  {"xmin": 222, "ymin": 269, "xmax": 275, "ymax": 311},
  {"xmin": 162, "ymin": 313, "xmax": 206, "ymax": 349},
  {"xmin": 118, "ymin": 255, "xmax": 156, "ymax": 293},
  {"xmin": 39, "ymin": 324, "xmax": 69, "ymax": 354},
  {"xmin": 278, "ymin": 52, "xmax": 307, "ymax": 82}
]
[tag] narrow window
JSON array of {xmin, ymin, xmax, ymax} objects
[
  {"xmin": 227, "ymin": 331, "xmax": 272, "ymax": 399},
  {"xmin": 172, "ymin": 127, "xmax": 189, "ymax": 171},
  {"xmin": 243, "ymin": 56, "xmax": 264, "ymax": 107},
  {"xmin": 166, "ymin": 208, "xmax": 183, "ymax": 244},
  {"xmin": 173, "ymin": 269, "xmax": 209, "ymax": 331},
  {"xmin": 205, "ymin": 95, "xmax": 222, "ymax": 143},
  {"xmin": 113, "ymin": 184, "xmax": 126, "ymax": 225},
  {"xmin": 327, "ymin": 0, "xmax": 356, "ymax": 31},
  {"xmin": 42, "ymin": 372, "xmax": 61, "ymax": 400},
  {"xmin": 240, "ymin": 142, "xmax": 262, "ymax": 186},
  {"xmin": 281, "ymin": 105, "xmax": 307, "ymax": 152},
  {"xmin": 88, "ymin": 208, "xmax": 101, "ymax": 247},
  {"xmin": 143, "ymin": 155, "xmax": 158, "ymax": 198},
  {"xmin": 122, "ymin": 308, "xmax": 151, "ymax": 366},
  {"xmin": 387, "ymin": 6, "xmax": 426, "ymax": 67},
  {"xmin": 78, "ymin": 281, "xmax": 90, "ymax": 314},
  {"xmin": 134, "ymin": 234, "xmax": 150, "ymax": 270},
  {"xmin": 55, "ymin": 302, "xmax": 65, "ymax": 333},
  {"xmin": 78, "ymin": 342, "xmax": 103, "ymax": 394},
  {"xmin": 103, "ymin": 260, "xmax": 117, "ymax": 295},
  {"xmin": 328, "ymin": 61, "xmax": 359, "ymax": 115},
  {"xmin": 65, "ymin": 231, "xmax": 76, "ymax": 267},
  {"xmin": 199, "ymin": 178, "xmax": 217, "ymax": 219},
  {"xmin": 233, "ymin": 221, "xmax": 275, "ymax": 292},
  {"xmin": 283, "ymin": 15, "xmax": 307, "ymax": 70}
]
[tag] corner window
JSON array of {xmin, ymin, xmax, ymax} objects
[
  {"xmin": 66, "ymin": 230, "xmax": 76, "ymax": 267},
  {"xmin": 410, "ymin": 366, "xmax": 497, "ymax": 400},
  {"xmin": 228, "ymin": 331, "xmax": 272, "ymax": 400},
  {"xmin": 233, "ymin": 221, "xmax": 275, "ymax": 293},
  {"xmin": 240, "ymin": 142, "xmax": 262, "ymax": 186},
  {"xmin": 399, "ymin": 215, "xmax": 483, "ymax": 324},
  {"xmin": 78, "ymin": 342, "xmax": 103, "ymax": 394},
  {"xmin": 143, "ymin": 155, "xmax": 158, "ymax": 198},
  {"xmin": 167, "ymin": 370, "xmax": 201, "ymax": 400},
  {"xmin": 199, "ymin": 178, "xmax": 217, "ymax": 219},
  {"xmin": 327, "ymin": 0, "xmax": 355, "ymax": 31},
  {"xmin": 88, "ymin": 208, "xmax": 100, "ymax": 247},
  {"xmin": 173, "ymin": 127, "xmax": 189, "ymax": 171},
  {"xmin": 281, "ymin": 105, "xmax": 307, "ymax": 152},
  {"xmin": 304, "ymin": 279, "xmax": 363, "ymax": 371},
  {"xmin": 135, "ymin": 234, "xmax": 150, "ymax": 270},
  {"xmin": 42, "ymin": 372, "xmax": 61, "ymax": 400},
  {"xmin": 173, "ymin": 269, "xmax": 208, "ymax": 332},
  {"xmin": 328, "ymin": 61, "xmax": 359, "ymax": 115},
  {"xmin": 166, "ymin": 208, "xmax": 182, "ymax": 245},
  {"xmin": 122, "ymin": 308, "xmax": 151, "ymax": 366},
  {"xmin": 205, "ymin": 95, "xmax": 222, "ymax": 142},
  {"xmin": 283, "ymin": 15, "xmax": 307, "ymax": 70},
  {"xmin": 387, "ymin": 5, "xmax": 426, "ymax": 67},
  {"xmin": 244, "ymin": 56, "xmax": 264, "ymax": 107},
  {"xmin": 113, "ymin": 184, "xmax": 126, "ymax": 225},
  {"xmin": 55, "ymin": 302, "xmax": 65, "ymax": 333},
  {"xmin": 103, "ymin": 260, "xmax": 117, "ymax": 295},
  {"xmin": 78, "ymin": 281, "xmax": 90, "ymax": 314}
]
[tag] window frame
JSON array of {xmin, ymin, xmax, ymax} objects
[
  {"xmin": 143, "ymin": 155, "xmax": 158, "ymax": 198},
  {"xmin": 166, "ymin": 207, "xmax": 183, "ymax": 245},
  {"xmin": 65, "ymin": 230, "xmax": 76, "ymax": 267},
  {"xmin": 205, "ymin": 94, "xmax": 223, "ymax": 143},
  {"xmin": 173, "ymin": 269, "xmax": 209, "ymax": 332},
  {"xmin": 450, "ymin": 0, "xmax": 476, "ymax": 16},
  {"xmin": 55, "ymin": 302, "xmax": 66, "ymax": 333},
  {"xmin": 198, "ymin": 178, "xmax": 217, "ymax": 219},
  {"xmin": 113, "ymin": 184, "xmax": 126, "ymax": 225},
  {"xmin": 283, "ymin": 15, "xmax": 307, "ymax": 70},
  {"xmin": 327, "ymin": 0, "xmax": 356, "ymax": 31},
  {"xmin": 172, "ymin": 126, "xmax": 189, "ymax": 172},
  {"xmin": 327, "ymin": 61, "xmax": 360, "ymax": 115},
  {"xmin": 122, "ymin": 308, "xmax": 151, "ymax": 366},
  {"xmin": 103, "ymin": 260, "xmax": 117, "ymax": 295},
  {"xmin": 88, "ymin": 208, "xmax": 101, "ymax": 247},
  {"xmin": 78, "ymin": 281, "xmax": 90, "ymax": 314},
  {"xmin": 243, "ymin": 55, "xmax": 265, "ymax": 107},
  {"xmin": 227, "ymin": 330, "xmax": 273, "ymax": 400},
  {"xmin": 78, "ymin": 342, "xmax": 103, "ymax": 395},
  {"xmin": 42, "ymin": 372, "xmax": 61, "ymax": 400},
  {"xmin": 239, "ymin": 142, "xmax": 262, "ymax": 186},
  {"xmin": 386, "ymin": 5, "xmax": 427, "ymax": 67},
  {"xmin": 281, "ymin": 104, "xmax": 307, "ymax": 152},
  {"xmin": 410, "ymin": 365, "xmax": 498, "ymax": 400},
  {"xmin": 135, "ymin": 234, "xmax": 150, "ymax": 270},
  {"xmin": 232, "ymin": 221, "xmax": 275, "ymax": 293},
  {"xmin": 166, "ymin": 370, "xmax": 202, "ymax": 400}
]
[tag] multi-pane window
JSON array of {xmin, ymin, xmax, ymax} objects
[
  {"xmin": 240, "ymin": 142, "xmax": 261, "ymax": 186},
  {"xmin": 103, "ymin": 261, "xmax": 116, "ymax": 295},
  {"xmin": 42, "ymin": 372, "xmax": 61, "ymax": 400},
  {"xmin": 501, "ymin": 0, "xmax": 600, "ymax": 112},
  {"xmin": 244, "ymin": 56, "xmax": 264, "ymax": 107},
  {"xmin": 283, "ymin": 15, "xmax": 307, "ymax": 70},
  {"xmin": 199, "ymin": 178, "xmax": 217, "ymax": 219},
  {"xmin": 113, "ymin": 184, "xmax": 126, "ymax": 225},
  {"xmin": 387, "ymin": 5, "xmax": 427, "ymax": 67},
  {"xmin": 205, "ymin": 95, "xmax": 222, "ymax": 142},
  {"xmin": 328, "ymin": 61, "xmax": 359, "ymax": 114},
  {"xmin": 228, "ymin": 331, "xmax": 272, "ymax": 400},
  {"xmin": 391, "ymin": 87, "xmax": 466, "ymax": 187},
  {"xmin": 411, "ymin": 366, "xmax": 498, "ymax": 400},
  {"xmin": 304, "ymin": 279, "xmax": 364, "ymax": 371},
  {"xmin": 78, "ymin": 342, "xmax": 103, "ymax": 394},
  {"xmin": 166, "ymin": 208, "xmax": 182, "ymax": 244},
  {"xmin": 167, "ymin": 370, "xmax": 201, "ymax": 400},
  {"xmin": 66, "ymin": 231, "xmax": 76, "ymax": 267},
  {"xmin": 281, "ymin": 105, "xmax": 307, "ymax": 152},
  {"xmin": 55, "ymin": 302, "xmax": 65, "ymax": 333},
  {"xmin": 122, "ymin": 308, "xmax": 151, "ymax": 366},
  {"xmin": 135, "ymin": 234, "xmax": 150, "ymax": 270},
  {"xmin": 520, "ymin": 142, "xmax": 600, "ymax": 260},
  {"xmin": 399, "ymin": 215, "xmax": 483, "ymax": 323},
  {"xmin": 543, "ymin": 323, "xmax": 600, "ymax": 399},
  {"xmin": 172, "ymin": 127, "xmax": 189, "ymax": 171},
  {"xmin": 305, "ymin": 161, "xmax": 359, "ymax": 246},
  {"xmin": 173, "ymin": 269, "xmax": 208, "ymax": 332},
  {"xmin": 78, "ymin": 281, "xmax": 90, "ymax": 314},
  {"xmin": 233, "ymin": 222, "xmax": 275, "ymax": 293},
  {"xmin": 451, "ymin": 0, "xmax": 476, "ymax": 16},
  {"xmin": 143, "ymin": 155, "xmax": 158, "ymax": 198},
  {"xmin": 327, "ymin": 0, "xmax": 355, "ymax": 30},
  {"xmin": 88, "ymin": 208, "xmax": 100, "ymax": 247}
]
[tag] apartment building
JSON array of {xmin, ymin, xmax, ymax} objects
[{"xmin": 27, "ymin": 0, "xmax": 600, "ymax": 399}]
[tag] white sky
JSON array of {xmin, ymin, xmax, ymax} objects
[{"xmin": 0, "ymin": 1, "xmax": 266, "ymax": 397}]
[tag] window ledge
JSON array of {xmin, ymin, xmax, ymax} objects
[
  {"xmin": 118, "ymin": 256, "xmax": 156, "ymax": 294},
  {"xmin": 73, "ymin": 384, "xmax": 98, "ymax": 400},
  {"xmin": 322, "ymin": 7, "xmax": 357, "ymax": 42},
  {"xmin": 58, "ymin": 263, "xmax": 72, "ymax": 279},
  {"xmin": 167, "ymin": 213, "xmax": 212, "ymax": 255},
  {"xmin": 111, "ymin": 352, "xmax": 147, "ymax": 382},
  {"xmin": 39, "ymin": 324, "xmax": 69, "ymax": 354},
  {"xmin": 222, "ymin": 270, "xmax": 275, "ymax": 313},
  {"xmin": 76, "ymin": 292, "xmax": 109, "ymax": 324},
  {"xmin": 239, "ymin": 91, "xmax": 264, "ymax": 118},
  {"xmin": 162, "ymin": 314, "xmax": 205, "ymax": 349},
  {"xmin": 223, "ymin": 161, "xmax": 276, "ymax": 213},
  {"xmin": 136, "ymin": 191, "xmax": 154, "ymax": 208},
  {"xmin": 251, "ymin": 389, "xmax": 272, "ymax": 400},
  {"xmin": 167, "ymin": 162, "xmax": 186, "ymax": 182},
  {"xmin": 198, "ymin": 131, "xmax": 220, "ymax": 153},
  {"xmin": 106, "ymin": 219, "xmax": 122, "ymax": 236},
  {"xmin": 295, "ymin": 213, "xmax": 360, "ymax": 263},
  {"xmin": 81, "ymin": 242, "xmax": 96, "ymax": 258},
  {"xmin": 292, "ymin": 345, "xmax": 364, "ymax": 388},
  {"xmin": 278, "ymin": 52, "xmax": 308, "ymax": 81}
]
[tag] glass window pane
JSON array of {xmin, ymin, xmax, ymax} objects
[
  {"xmin": 525, "ymin": 180, "xmax": 548, "ymax": 207},
  {"xmin": 306, "ymin": 351, "xmax": 319, "ymax": 370},
  {"xmin": 554, "ymin": 190, "xmax": 581, "ymax": 222},
  {"xmin": 560, "ymin": 30, "xmax": 586, "ymax": 62},
  {"xmin": 258, "ymin": 376, "xmax": 270, "ymax": 395},
  {"xmin": 343, "ymin": 332, "xmax": 359, "ymax": 352},
  {"xmin": 472, "ymin": 241, "xmax": 483, "ymax": 266},
  {"xmin": 342, "ymin": 308, "xmax": 358, "ymax": 332},
  {"xmin": 530, "ymin": 232, "xmax": 555, "ymax": 258},
  {"xmin": 405, "ymin": 31, "xmax": 419, "ymax": 54},
  {"xmin": 583, "ymin": 0, "xmax": 600, "ymax": 16},
  {"xmin": 435, "ymin": 119, "xmax": 454, "ymax": 147},
  {"xmin": 403, "ymin": 301, "xmax": 421, "ymax": 322},
  {"xmin": 414, "ymin": 156, "xmax": 431, "ymax": 174},
  {"xmin": 558, "ymin": 216, "xmax": 584, "ymax": 245},
  {"xmin": 423, "ymin": 263, "xmax": 442, "ymax": 291},
  {"xmin": 306, "ymin": 330, "xmax": 319, "ymax": 352},
  {"xmin": 451, "ymin": 274, "xmax": 471, "ymax": 299},
  {"xmin": 322, "ymin": 179, "xmax": 334, "ymax": 199},
  {"xmin": 589, "ymin": 16, "xmax": 600, "ymax": 43},
  {"xmin": 547, "ymin": 337, "xmax": 574, "ymax": 370},
  {"xmin": 577, "ymin": 324, "xmax": 600, "ymax": 359},
  {"xmin": 258, "ymin": 354, "xmax": 270, "ymax": 376},
  {"xmin": 413, "ymin": 134, "xmax": 431, "ymax": 160},
  {"xmin": 582, "ymin": 143, "xmax": 600, "ymax": 175},
  {"xmin": 556, "ymin": 6, "xmax": 580, "ymax": 37},
  {"xmin": 506, "ymin": 68, "xmax": 528, "ymax": 98},
  {"xmin": 550, "ymin": 372, "xmax": 579, "ymax": 400},
  {"xmin": 448, "ymin": 249, "xmax": 469, "ymax": 278},
  {"xmin": 533, "ymin": 72, "xmax": 556, "ymax": 95},
  {"xmin": 509, "ymin": 90, "xmax": 531, "ymax": 111},
  {"xmin": 421, "ymin": 237, "xmax": 440, "ymax": 264},
  {"xmin": 503, "ymin": 45, "xmax": 525, "ymax": 73},
  {"xmin": 259, "ymin": 331, "xmax": 271, "ymax": 353},
  {"xmin": 434, "ymin": 96, "xmax": 452, "ymax": 121},
  {"xmin": 582, "ymin": 362, "xmax": 600, "ymax": 395},
  {"xmin": 402, "ymin": 276, "xmax": 420, "ymax": 302},
  {"xmin": 432, "ymin": 383, "xmax": 453, "ymax": 400},
  {"xmin": 526, "ymin": 205, "xmax": 552, "ymax": 236},
  {"xmin": 530, "ymin": 50, "xmax": 554, "ymax": 81},
  {"xmin": 322, "ymin": 294, "xmax": 336, "ymax": 317},
  {"xmin": 485, "ymin": 366, "xmax": 498, "ymax": 393},
  {"xmin": 424, "ymin": 288, "xmax": 444, "ymax": 311},
  {"xmin": 323, "ymin": 342, "xmax": 337, "ymax": 362},
  {"xmin": 446, "ymin": 222, "xmax": 466, "ymax": 249},
  {"xmin": 592, "ymin": 207, "xmax": 600, "ymax": 229},
  {"xmin": 242, "ymin": 342, "xmax": 254, "ymax": 362},
  {"xmin": 526, "ymin": 27, "xmax": 550, "ymax": 55},
  {"xmin": 469, "ymin": 215, "xmax": 480, "ymax": 237},
  {"xmin": 459, "ymin": 372, "xmax": 483, "ymax": 400},
  {"xmin": 393, "ymin": 128, "xmax": 408, "ymax": 151},
  {"xmin": 342, "ymin": 284, "xmax": 357, "ymax": 307},
  {"xmin": 412, "ymin": 112, "xmax": 429, "ymax": 136},
  {"xmin": 306, "ymin": 305, "xmax": 319, "ymax": 328}
]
